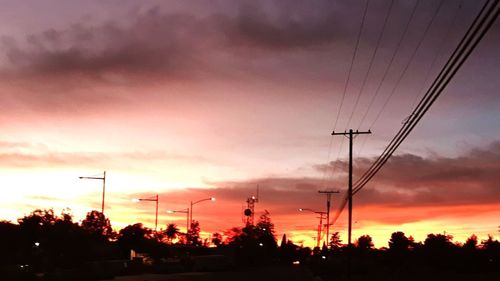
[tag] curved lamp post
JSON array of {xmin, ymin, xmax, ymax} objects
[
  {"xmin": 133, "ymin": 194, "xmax": 159, "ymax": 231},
  {"xmin": 299, "ymin": 208, "xmax": 327, "ymax": 248},
  {"xmin": 167, "ymin": 208, "xmax": 189, "ymax": 233},
  {"xmin": 190, "ymin": 197, "xmax": 215, "ymax": 230},
  {"xmin": 79, "ymin": 171, "xmax": 106, "ymax": 214}
]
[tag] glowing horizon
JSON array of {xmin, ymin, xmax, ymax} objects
[{"xmin": 1, "ymin": 0, "xmax": 499, "ymax": 249}]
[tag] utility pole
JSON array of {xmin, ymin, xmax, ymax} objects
[
  {"xmin": 79, "ymin": 171, "xmax": 106, "ymax": 214},
  {"xmin": 331, "ymin": 129, "xmax": 371, "ymax": 247},
  {"xmin": 318, "ymin": 190, "xmax": 339, "ymax": 246}
]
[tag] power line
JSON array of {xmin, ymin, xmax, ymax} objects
[
  {"xmin": 322, "ymin": 0, "xmax": 370, "ymax": 188},
  {"xmin": 331, "ymin": 0, "xmax": 371, "ymax": 132},
  {"xmin": 369, "ymin": 0, "xmax": 445, "ymax": 129},
  {"xmin": 353, "ymin": 0, "xmax": 498, "ymax": 195},
  {"xmin": 346, "ymin": 0, "xmax": 395, "ymax": 129},
  {"xmin": 408, "ymin": 0, "xmax": 464, "ymax": 112},
  {"xmin": 330, "ymin": 0, "xmax": 498, "ymax": 227},
  {"xmin": 357, "ymin": 0, "xmax": 421, "ymax": 130}
]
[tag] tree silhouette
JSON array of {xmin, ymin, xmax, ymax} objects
[
  {"xmin": 186, "ymin": 221, "xmax": 201, "ymax": 246},
  {"xmin": 165, "ymin": 223, "xmax": 179, "ymax": 244},
  {"xmin": 424, "ymin": 233, "xmax": 454, "ymax": 251},
  {"xmin": 0, "ymin": 220, "xmax": 21, "ymax": 265},
  {"xmin": 463, "ymin": 234, "xmax": 478, "ymax": 250},
  {"xmin": 356, "ymin": 235, "xmax": 374, "ymax": 251},
  {"xmin": 329, "ymin": 232, "xmax": 342, "ymax": 250},
  {"xmin": 389, "ymin": 231, "xmax": 411, "ymax": 253},
  {"xmin": 255, "ymin": 211, "xmax": 277, "ymax": 250},
  {"xmin": 81, "ymin": 210, "xmax": 114, "ymax": 240},
  {"xmin": 117, "ymin": 223, "xmax": 152, "ymax": 253},
  {"xmin": 481, "ymin": 235, "xmax": 500, "ymax": 251},
  {"xmin": 212, "ymin": 232, "xmax": 223, "ymax": 247}
]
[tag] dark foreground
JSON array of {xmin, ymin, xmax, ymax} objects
[{"xmin": 115, "ymin": 265, "xmax": 314, "ymax": 281}]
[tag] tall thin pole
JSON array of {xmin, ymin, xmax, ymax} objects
[
  {"xmin": 348, "ymin": 130, "xmax": 353, "ymax": 246},
  {"xmin": 79, "ymin": 171, "xmax": 106, "ymax": 215},
  {"xmin": 102, "ymin": 171, "xmax": 106, "ymax": 214},
  {"xmin": 331, "ymin": 129, "xmax": 371, "ymax": 247},
  {"xmin": 189, "ymin": 201, "xmax": 193, "ymax": 230},
  {"xmin": 186, "ymin": 208, "xmax": 190, "ymax": 234},
  {"xmin": 318, "ymin": 190, "xmax": 339, "ymax": 246},
  {"xmin": 318, "ymin": 214, "xmax": 323, "ymax": 248},
  {"xmin": 155, "ymin": 194, "xmax": 159, "ymax": 231}
]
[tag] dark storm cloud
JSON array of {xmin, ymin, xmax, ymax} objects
[
  {"xmin": 221, "ymin": 0, "xmax": 346, "ymax": 50},
  {"xmin": 1, "ymin": 9, "xmax": 203, "ymax": 78},
  {"xmin": 0, "ymin": 2, "xmax": 351, "ymax": 80}
]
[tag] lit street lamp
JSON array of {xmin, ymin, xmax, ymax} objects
[
  {"xmin": 167, "ymin": 208, "xmax": 189, "ymax": 233},
  {"xmin": 299, "ymin": 208, "xmax": 327, "ymax": 248},
  {"xmin": 190, "ymin": 197, "xmax": 215, "ymax": 230},
  {"xmin": 133, "ymin": 194, "xmax": 159, "ymax": 231},
  {"xmin": 79, "ymin": 171, "xmax": 106, "ymax": 214}
]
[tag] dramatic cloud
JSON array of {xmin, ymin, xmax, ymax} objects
[{"xmin": 0, "ymin": 2, "xmax": 350, "ymax": 81}]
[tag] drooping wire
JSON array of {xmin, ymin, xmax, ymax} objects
[
  {"xmin": 330, "ymin": 0, "xmax": 420, "ymax": 226},
  {"xmin": 368, "ymin": 0, "xmax": 445, "ymax": 129},
  {"xmin": 330, "ymin": 0, "xmax": 498, "ymax": 227},
  {"xmin": 331, "ymin": 0, "xmax": 371, "ymax": 132},
  {"xmin": 408, "ymin": 0, "xmax": 464, "ymax": 113},
  {"xmin": 353, "ymin": 0, "xmax": 498, "ymax": 195},
  {"xmin": 356, "ymin": 0, "xmax": 421, "ymax": 130},
  {"xmin": 346, "ymin": 0, "xmax": 395, "ymax": 130},
  {"xmin": 322, "ymin": 0, "xmax": 371, "ymax": 188}
]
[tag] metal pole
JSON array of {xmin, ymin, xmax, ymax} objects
[
  {"xmin": 186, "ymin": 208, "xmax": 190, "ymax": 234},
  {"xmin": 155, "ymin": 194, "xmax": 158, "ymax": 231},
  {"xmin": 102, "ymin": 171, "xmax": 106, "ymax": 214},
  {"xmin": 318, "ymin": 214, "xmax": 323, "ymax": 248},
  {"xmin": 348, "ymin": 129, "xmax": 353, "ymax": 247},
  {"xmin": 189, "ymin": 201, "xmax": 193, "ymax": 231}
]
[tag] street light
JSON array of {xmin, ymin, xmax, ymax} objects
[
  {"xmin": 79, "ymin": 171, "xmax": 106, "ymax": 214},
  {"xmin": 167, "ymin": 208, "xmax": 189, "ymax": 233},
  {"xmin": 190, "ymin": 197, "xmax": 215, "ymax": 230},
  {"xmin": 133, "ymin": 194, "xmax": 159, "ymax": 231},
  {"xmin": 299, "ymin": 208, "xmax": 327, "ymax": 248}
]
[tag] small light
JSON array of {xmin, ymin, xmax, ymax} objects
[
  {"xmin": 322, "ymin": 255, "xmax": 326, "ymax": 260},
  {"xmin": 299, "ymin": 208, "xmax": 303, "ymax": 211},
  {"xmin": 34, "ymin": 242, "xmax": 40, "ymax": 247},
  {"xmin": 259, "ymin": 243, "xmax": 263, "ymax": 247},
  {"xmin": 251, "ymin": 196, "xmax": 256, "ymax": 200},
  {"xmin": 211, "ymin": 197, "xmax": 216, "ymax": 201},
  {"xmin": 167, "ymin": 210, "xmax": 174, "ymax": 214},
  {"xmin": 292, "ymin": 261, "xmax": 300, "ymax": 265},
  {"xmin": 20, "ymin": 265, "xmax": 24, "ymax": 268},
  {"xmin": 132, "ymin": 199, "xmax": 140, "ymax": 203}
]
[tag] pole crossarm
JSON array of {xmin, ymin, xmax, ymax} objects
[
  {"xmin": 79, "ymin": 171, "xmax": 106, "ymax": 214},
  {"xmin": 318, "ymin": 190, "xmax": 339, "ymax": 247},
  {"xmin": 330, "ymin": 129, "xmax": 371, "ymax": 247}
]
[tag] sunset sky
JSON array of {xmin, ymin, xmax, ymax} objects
[{"xmin": 0, "ymin": 0, "xmax": 499, "ymax": 248}]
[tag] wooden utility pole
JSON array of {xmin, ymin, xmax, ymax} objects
[
  {"xmin": 318, "ymin": 190, "xmax": 339, "ymax": 246},
  {"xmin": 331, "ymin": 129, "xmax": 371, "ymax": 247}
]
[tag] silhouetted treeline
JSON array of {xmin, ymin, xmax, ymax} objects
[{"xmin": 1, "ymin": 208, "xmax": 499, "ymax": 281}]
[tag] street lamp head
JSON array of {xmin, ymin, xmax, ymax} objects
[
  {"xmin": 210, "ymin": 197, "xmax": 216, "ymax": 201},
  {"xmin": 132, "ymin": 198, "xmax": 140, "ymax": 203},
  {"xmin": 166, "ymin": 210, "xmax": 174, "ymax": 214},
  {"xmin": 299, "ymin": 208, "xmax": 304, "ymax": 212}
]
